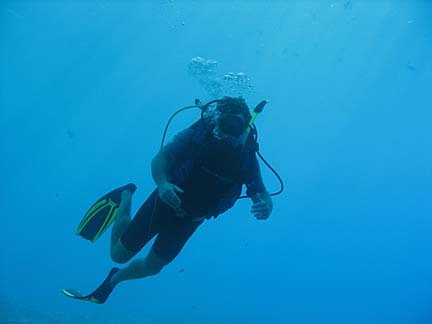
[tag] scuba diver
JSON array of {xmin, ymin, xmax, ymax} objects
[{"xmin": 62, "ymin": 96, "xmax": 282, "ymax": 304}]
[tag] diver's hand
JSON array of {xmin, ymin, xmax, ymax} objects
[
  {"xmin": 251, "ymin": 192, "xmax": 272, "ymax": 220},
  {"xmin": 157, "ymin": 182, "xmax": 184, "ymax": 210}
]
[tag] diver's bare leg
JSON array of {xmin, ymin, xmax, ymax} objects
[
  {"xmin": 110, "ymin": 190, "xmax": 136, "ymax": 263},
  {"xmin": 110, "ymin": 249, "xmax": 168, "ymax": 286}
]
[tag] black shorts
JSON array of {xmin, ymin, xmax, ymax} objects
[{"xmin": 120, "ymin": 190, "xmax": 203, "ymax": 263}]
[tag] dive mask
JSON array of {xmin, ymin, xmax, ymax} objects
[{"xmin": 217, "ymin": 112, "xmax": 248, "ymax": 137}]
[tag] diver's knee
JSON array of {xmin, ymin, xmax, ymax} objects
[
  {"xmin": 110, "ymin": 241, "xmax": 136, "ymax": 264},
  {"xmin": 111, "ymin": 253, "xmax": 131, "ymax": 264}
]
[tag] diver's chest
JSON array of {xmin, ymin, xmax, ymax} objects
[{"xmin": 196, "ymin": 144, "xmax": 243, "ymax": 178}]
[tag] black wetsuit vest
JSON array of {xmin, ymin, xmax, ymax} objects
[{"xmin": 171, "ymin": 119, "xmax": 257, "ymax": 218}]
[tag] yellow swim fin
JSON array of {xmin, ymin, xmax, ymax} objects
[{"xmin": 76, "ymin": 183, "xmax": 137, "ymax": 242}]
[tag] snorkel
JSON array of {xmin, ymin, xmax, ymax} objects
[{"xmin": 237, "ymin": 99, "xmax": 268, "ymax": 145}]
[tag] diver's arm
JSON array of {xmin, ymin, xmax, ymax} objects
[
  {"xmin": 151, "ymin": 124, "xmax": 195, "ymax": 211},
  {"xmin": 151, "ymin": 148, "xmax": 174, "ymax": 187},
  {"xmin": 250, "ymin": 190, "xmax": 273, "ymax": 220},
  {"xmin": 151, "ymin": 149, "xmax": 184, "ymax": 210},
  {"xmin": 248, "ymin": 155, "xmax": 273, "ymax": 220},
  {"xmin": 151, "ymin": 124, "xmax": 194, "ymax": 187},
  {"xmin": 251, "ymin": 190, "xmax": 272, "ymax": 205}
]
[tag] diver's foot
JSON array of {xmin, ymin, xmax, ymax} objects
[
  {"xmin": 87, "ymin": 267, "xmax": 120, "ymax": 304},
  {"xmin": 121, "ymin": 189, "xmax": 132, "ymax": 203},
  {"xmin": 118, "ymin": 190, "xmax": 133, "ymax": 215}
]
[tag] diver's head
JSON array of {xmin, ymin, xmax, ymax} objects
[{"xmin": 216, "ymin": 97, "xmax": 251, "ymax": 137}]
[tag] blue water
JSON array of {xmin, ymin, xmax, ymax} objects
[{"xmin": 1, "ymin": 1, "xmax": 431, "ymax": 323}]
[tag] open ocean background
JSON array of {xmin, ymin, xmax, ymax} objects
[{"xmin": 1, "ymin": 1, "xmax": 431, "ymax": 323}]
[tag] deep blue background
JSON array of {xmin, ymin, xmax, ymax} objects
[{"xmin": 1, "ymin": 1, "xmax": 431, "ymax": 323}]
